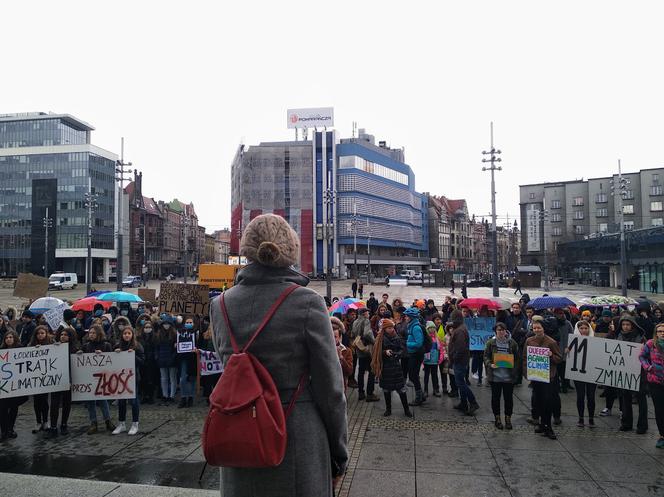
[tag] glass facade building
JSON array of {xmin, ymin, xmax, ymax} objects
[{"xmin": 0, "ymin": 113, "xmax": 117, "ymax": 279}]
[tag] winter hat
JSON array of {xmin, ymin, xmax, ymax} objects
[
  {"xmin": 240, "ymin": 214, "xmax": 300, "ymax": 268},
  {"xmin": 426, "ymin": 320, "xmax": 436, "ymax": 331},
  {"xmin": 601, "ymin": 309, "xmax": 613, "ymax": 317},
  {"xmin": 330, "ymin": 316, "xmax": 345, "ymax": 333},
  {"xmin": 403, "ymin": 307, "xmax": 421, "ymax": 319},
  {"xmin": 101, "ymin": 313, "xmax": 113, "ymax": 323},
  {"xmin": 379, "ymin": 318, "xmax": 395, "ymax": 330},
  {"xmin": 21, "ymin": 310, "xmax": 33, "ymax": 319},
  {"xmin": 581, "ymin": 310, "xmax": 592, "ymax": 318},
  {"xmin": 63, "ymin": 309, "xmax": 76, "ymax": 322}
]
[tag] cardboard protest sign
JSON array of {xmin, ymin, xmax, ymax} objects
[
  {"xmin": 177, "ymin": 330, "xmax": 196, "ymax": 353},
  {"xmin": 493, "ymin": 352, "xmax": 514, "ymax": 369},
  {"xmin": 70, "ymin": 351, "xmax": 136, "ymax": 401},
  {"xmin": 565, "ymin": 334, "xmax": 642, "ymax": 391},
  {"xmin": 465, "ymin": 317, "xmax": 496, "ymax": 351},
  {"xmin": 199, "ymin": 350, "xmax": 223, "ymax": 376},
  {"xmin": 526, "ymin": 346, "xmax": 550, "ymax": 383},
  {"xmin": 158, "ymin": 283, "xmax": 210, "ymax": 315},
  {"xmin": 13, "ymin": 273, "xmax": 49, "ymax": 300},
  {"xmin": 138, "ymin": 288, "xmax": 156, "ymax": 302},
  {"xmin": 0, "ymin": 344, "xmax": 70, "ymax": 399},
  {"xmin": 43, "ymin": 302, "xmax": 68, "ymax": 331}
]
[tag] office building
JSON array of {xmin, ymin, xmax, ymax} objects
[{"xmin": 0, "ymin": 112, "xmax": 117, "ymax": 280}]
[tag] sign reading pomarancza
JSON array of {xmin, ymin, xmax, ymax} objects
[
  {"xmin": 287, "ymin": 107, "xmax": 334, "ymax": 129},
  {"xmin": 158, "ymin": 283, "xmax": 210, "ymax": 316},
  {"xmin": 465, "ymin": 317, "xmax": 496, "ymax": 351},
  {"xmin": 565, "ymin": 334, "xmax": 642, "ymax": 392},
  {"xmin": 526, "ymin": 346, "xmax": 550, "ymax": 383},
  {"xmin": 199, "ymin": 350, "xmax": 223, "ymax": 376},
  {"xmin": 70, "ymin": 351, "xmax": 136, "ymax": 401},
  {"xmin": 0, "ymin": 344, "xmax": 70, "ymax": 399},
  {"xmin": 13, "ymin": 272, "xmax": 49, "ymax": 300}
]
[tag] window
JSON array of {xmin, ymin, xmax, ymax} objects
[
  {"xmin": 654, "ymin": 174, "xmax": 660, "ymax": 183},
  {"xmin": 552, "ymin": 227, "xmax": 562, "ymax": 236},
  {"xmin": 574, "ymin": 210, "xmax": 584, "ymax": 220},
  {"xmin": 574, "ymin": 225, "xmax": 584, "ymax": 234},
  {"xmin": 652, "ymin": 218, "xmax": 663, "ymax": 227},
  {"xmin": 551, "ymin": 200, "xmax": 561, "ymax": 209},
  {"xmin": 651, "ymin": 201, "xmax": 663, "ymax": 212},
  {"xmin": 624, "ymin": 221, "xmax": 635, "ymax": 231},
  {"xmin": 598, "ymin": 223, "xmax": 608, "ymax": 233},
  {"xmin": 596, "ymin": 193, "xmax": 607, "ymax": 203},
  {"xmin": 552, "ymin": 241, "xmax": 560, "ymax": 250},
  {"xmin": 651, "ymin": 186, "xmax": 663, "ymax": 195},
  {"xmin": 623, "ymin": 190, "xmax": 634, "ymax": 200},
  {"xmin": 596, "ymin": 208, "xmax": 608, "ymax": 217},
  {"xmin": 551, "ymin": 213, "xmax": 561, "ymax": 222},
  {"xmin": 529, "ymin": 192, "xmax": 535, "ymax": 199},
  {"xmin": 338, "ymin": 155, "xmax": 408, "ymax": 185},
  {"xmin": 623, "ymin": 204, "xmax": 634, "ymax": 214},
  {"xmin": 573, "ymin": 196, "xmax": 584, "ymax": 206}
]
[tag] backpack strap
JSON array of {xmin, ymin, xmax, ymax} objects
[
  {"xmin": 285, "ymin": 371, "xmax": 309, "ymax": 419},
  {"xmin": 219, "ymin": 284, "xmax": 299, "ymax": 354}
]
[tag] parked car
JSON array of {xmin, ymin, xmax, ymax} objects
[
  {"xmin": 48, "ymin": 272, "xmax": 78, "ymax": 290},
  {"xmin": 122, "ymin": 275, "xmax": 142, "ymax": 288}
]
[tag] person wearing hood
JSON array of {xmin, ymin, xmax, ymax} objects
[
  {"xmin": 617, "ymin": 315, "xmax": 648, "ymax": 434},
  {"xmin": 371, "ymin": 318, "xmax": 413, "ymax": 418},
  {"xmin": 566, "ymin": 320, "xmax": 596, "ymax": 427},
  {"xmin": 79, "ymin": 324, "xmax": 115, "ymax": 435},
  {"xmin": 403, "ymin": 307, "xmax": 426, "ymax": 406},
  {"xmin": 85, "ymin": 304, "xmax": 105, "ymax": 329},
  {"xmin": 4, "ymin": 306, "xmax": 18, "ymax": 324},
  {"xmin": 208, "ymin": 213, "xmax": 348, "ymax": 496},
  {"xmin": 107, "ymin": 305, "xmax": 119, "ymax": 321},
  {"xmin": 422, "ymin": 300, "xmax": 438, "ymax": 322},
  {"xmin": 636, "ymin": 303, "xmax": 655, "ymax": 341},
  {"xmin": 484, "ymin": 322, "xmax": 518, "ymax": 430},
  {"xmin": 423, "ymin": 321, "xmax": 443, "ymax": 398},
  {"xmin": 110, "ymin": 315, "xmax": 132, "ymax": 345},
  {"xmin": 118, "ymin": 302, "xmax": 136, "ymax": 327},
  {"xmin": 640, "ymin": 322, "xmax": 664, "ymax": 448},
  {"xmin": 448, "ymin": 309, "xmax": 480, "ymax": 415},
  {"xmin": 154, "ymin": 316, "xmax": 178, "ymax": 404},
  {"xmin": 135, "ymin": 313, "xmax": 158, "ymax": 404},
  {"xmin": 330, "ymin": 317, "xmax": 353, "ymax": 392}
]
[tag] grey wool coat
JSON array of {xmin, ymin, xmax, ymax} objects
[{"xmin": 209, "ymin": 263, "xmax": 348, "ymax": 497}]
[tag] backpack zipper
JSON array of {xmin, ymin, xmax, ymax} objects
[{"xmin": 252, "ymin": 405, "xmax": 256, "ymax": 418}]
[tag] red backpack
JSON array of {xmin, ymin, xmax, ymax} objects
[{"xmin": 202, "ymin": 284, "xmax": 308, "ymax": 468}]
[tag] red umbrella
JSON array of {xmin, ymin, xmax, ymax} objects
[
  {"xmin": 71, "ymin": 297, "xmax": 113, "ymax": 312},
  {"xmin": 458, "ymin": 297, "xmax": 505, "ymax": 311}
]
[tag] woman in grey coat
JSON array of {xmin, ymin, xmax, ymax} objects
[{"xmin": 209, "ymin": 213, "xmax": 348, "ymax": 497}]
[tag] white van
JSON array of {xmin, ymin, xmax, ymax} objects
[{"xmin": 48, "ymin": 272, "xmax": 78, "ymax": 290}]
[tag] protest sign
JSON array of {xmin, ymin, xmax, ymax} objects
[
  {"xmin": 526, "ymin": 346, "xmax": 550, "ymax": 383},
  {"xmin": 71, "ymin": 351, "xmax": 136, "ymax": 401},
  {"xmin": 0, "ymin": 344, "xmax": 70, "ymax": 399},
  {"xmin": 199, "ymin": 350, "xmax": 223, "ymax": 376},
  {"xmin": 138, "ymin": 288, "xmax": 156, "ymax": 302},
  {"xmin": 565, "ymin": 334, "xmax": 642, "ymax": 392},
  {"xmin": 158, "ymin": 283, "xmax": 210, "ymax": 315},
  {"xmin": 493, "ymin": 352, "xmax": 514, "ymax": 369},
  {"xmin": 43, "ymin": 302, "xmax": 68, "ymax": 331},
  {"xmin": 177, "ymin": 330, "xmax": 195, "ymax": 353},
  {"xmin": 13, "ymin": 273, "xmax": 48, "ymax": 300},
  {"xmin": 465, "ymin": 317, "xmax": 496, "ymax": 351}
]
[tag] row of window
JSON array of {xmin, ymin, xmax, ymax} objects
[
  {"xmin": 338, "ymin": 155, "xmax": 409, "ymax": 186},
  {"xmin": 549, "ymin": 218, "xmax": 664, "ymax": 236},
  {"xmin": 547, "ymin": 202, "xmax": 663, "ymax": 220},
  {"xmin": 337, "ymin": 196, "xmax": 422, "ymax": 227},
  {"xmin": 531, "ymin": 185, "xmax": 663, "ymax": 203},
  {"xmin": 337, "ymin": 174, "xmax": 421, "ymax": 209}
]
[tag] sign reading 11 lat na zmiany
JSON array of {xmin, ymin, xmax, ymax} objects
[{"xmin": 565, "ymin": 334, "xmax": 642, "ymax": 392}]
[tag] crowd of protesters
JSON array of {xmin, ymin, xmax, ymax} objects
[
  {"xmin": 330, "ymin": 291, "xmax": 664, "ymax": 445},
  {"xmin": 0, "ymin": 301, "xmax": 220, "ymax": 442}
]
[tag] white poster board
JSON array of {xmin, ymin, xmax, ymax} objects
[
  {"xmin": 71, "ymin": 351, "xmax": 136, "ymax": 401},
  {"xmin": 199, "ymin": 350, "xmax": 223, "ymax": 376},
  {"xmin": 565, "ymin": 334, "xmax": 642, "ymax": 392},
  {"xmin": 43, "ymin": 303, "xmax": 68, "ymax": 331},
  {"xmin": 0, "ymin": 344, "xmax": 70, "ymax": 399},
  {"xmin": 526, "ymin": 346, "xmax": 550, "ymax": 383},
  {"xmin": 527, "ymin": 206, "xmax": 541, "ymax": 253}
]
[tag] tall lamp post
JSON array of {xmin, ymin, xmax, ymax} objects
[
  {"xmin": 366, "ymin": 217, "xmax": 371, "ymax": 285},
  {"xmin": 115, "ymin": 138, "xmax": 132, "ymax": 291},
  {"xmin": 539, "ymin": 209, "xmax": 550, "ymax": 292},
  {"xmin": 84, "ymin": 177, "xmax": 99, "ymax": 294},
  {"xmin": 352, "ymin": 201, "xmax": 358, "ymax": 282},
  {"xmin": 611, "ymin": 160, "xmax": 630, "ymax": 297},
  {"xmin": 482, "ymin": 122, "xmax": 502, "ymax": 298},
  {"xmin": 183, "ymin": 214, "xmax": 190, "ymax": 284},
  {"xmin": 323, "ymin": 171, "xmax": 336, "ymax": 303},
  {"xmin": 43, "ymin": 207, "xmax": 53, "ymax": 277}
]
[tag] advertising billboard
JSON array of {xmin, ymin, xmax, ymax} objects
[
  {"xmin": 527, "ymin": 205, "xmax": 541, "ymax": 252},
  {"xmin": 287, "ymin": 107, "xmax": 334, "ymax": 129}
]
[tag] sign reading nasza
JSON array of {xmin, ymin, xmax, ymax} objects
[
  {"xmin": 465, "ymin": 317, "xmax": 496, "ymax": 351},
  {"xmin": 565, "ymin": 334, "xmax": 642, "ymax": 392},
  {"xmin": 0, "ymin": 344, "xmax": 70, "ymax": 399},
  {"xmin": 158, "ymin": 283, "xmax": 210, "ymax": 315},
  {"xmin": 70, "ymin": 351, "xmax": 136, "ymax": 401}
]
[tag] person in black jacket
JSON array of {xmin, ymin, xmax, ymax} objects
[
  {"xmin": 0, "ymin": 331, "xmax": 27, "ymax": 441},
  {"xmin": 154, "ymin": 317, "xmax": 178, "ymax": 404},
  {"xmin": 112, "ymin": 326, "xmax": 144, "ymax": 436},
  {"xmin": 617, "ymin": 316, "xmax": 648, "ymax": 433},
  {"xmin": 16, "ymin": 310, "xmax": 36, "ymax": 347},
  {"xmin": 371, "ymin": 319, "xmax": 413, "ymax": 418},
  {"xmin": 366, "ymin": 293, "xmax": 379, "ymax": 316},
  {"xmin": 176, "ymin": 315, "xmax": 198, "ymax": 408},
  {"xmin": 47, "ymin": 327, "xmax": 80, "ymax": 438},
  {"xmin": 198, "ymin": 317, "xmax": 221, "ymax": 404},
  {"xmin": 135, "ymin": 314, "xmax": 158, "ymax": 404}
]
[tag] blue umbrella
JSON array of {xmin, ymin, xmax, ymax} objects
[
  {"xmin": 98, "ymin": 291, "xmax": 144, "ymax": 303},
  {"xmin": 529, "ymin": 296, "xmax": 576, "ymax": 310},
  {"xmin": 29, "ymin": 296, "xmax": 66, "ymax": 313},
  {"xmin": 86, "ymin": 290, "xmax": 110, "ymax": 298}
]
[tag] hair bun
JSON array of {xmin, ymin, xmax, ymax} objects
[{"xmin": 257, "ymin": 241, "xmax": 281, "ymax": 266}]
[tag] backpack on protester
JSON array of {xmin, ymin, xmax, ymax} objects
[{"xmin": 202, "ymin": 284, "xmax": 308, "ymax": 468}]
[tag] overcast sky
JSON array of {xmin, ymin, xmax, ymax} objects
[{"xmin": 4, "ymin": 1, "xmax": 664, "ymax": 231}]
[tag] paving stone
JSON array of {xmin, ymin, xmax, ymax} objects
[
  {"xmin": 347, "ymin": 469, "xmax": 415, "ymax": 497},
  {"xmin": 416, "ymin": 473, "xmax": 510, "ymax": 497},
  {"xmin": 415, "ymin": 430, "xmax": 487, "ymax": 448},
  {"xmin": 416, "ymin": 445, "xmax": 500, "ymax": 476},
  {"xmin": 598, "ymin": 481, "xmax": 664, "ymax": 496},
  {"xmin": 505, "ymin": 478, "xmax": 608, "ymax": 497},
  {"xmin": 558, "ymin": 434, "xmax": 644, "ymax": 454},
  {"xmin": 356, "ymin": 442, "xmax": 415, "ymax": 472},
  {"xmin": 576, "ymin": 452, "xmax": 664, "ymax": 484},
  {"xmin": 493, "ymin": 449, "xmax": 590, "ymax": 480},
  {"xmin": 362, "ymin": 427, "xmax": 413, "ymax": 446}
]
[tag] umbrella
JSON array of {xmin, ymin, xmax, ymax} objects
[
  {"xmin": 71, "ymin": 297, "xmax": 113, "ymax": 312},
  {"xmin": 458, "ymin": 297, "xmax": 510, "ymax": 311},
  {"xmin": 29, "ymin": 296, "xmax": 66, "ymax": 313},
  {"xmin": 577, "ymin": 295, "xmax": 637, "ymax": 308},
  {"xmin": 86, "ymin": 290, "xmax": 111, "ymax": 298},
  {"xmin": 528, "ymin": 296, "xmax": 576, "ymax": 310},
  {"xmin": 636, "ymin": 296, "xmax": 658, "ymax": 308},
  {"xmin": 329, "ymin": 298, "xmax": 364, "ymax": 316},
  {"xmin": 98, "ymin": 291, "xmax": 144, "ymax": 303}
]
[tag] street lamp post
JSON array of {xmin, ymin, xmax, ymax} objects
[
  {"xmin": 366, "ymin": 217, "xmax": 371, "ymax": 285},
  {"xmin": 115, "ymin": 138, "xmax": 132, "ymax": 291},
  {"xmin": 482, "ymin": 122, "xmax": 502, "ymax": 298},
  {"xmin": 352, "ymin": 201, "xmax": 358, "ymax": 282},
  {"xmin": 323, "ymin": 171, "xmax": 336, "ymax": 303},
  {"xmin": 183, "ymin": 214, "xmax": 190, "ymax": 284},
  {"xmin": 43, "ymin": 207, "xmax": 53, "ymax": 277},
  {"xmin": 84, "ymin": 177, "xmax": 99, "ymax": 294},
  {"xmin": 611, "ymin": 160, "xmax": 630, "ymax": 297},
  {"xmin": 539, "ymin": 209, "xmax": 550, "ymax": 292}
]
